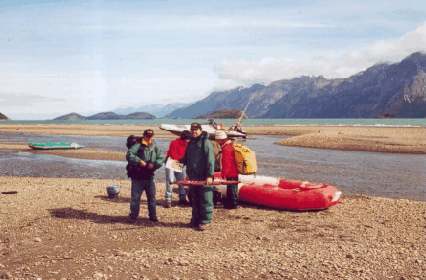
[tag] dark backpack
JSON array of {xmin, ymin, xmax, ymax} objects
[
  {"xmin": 125, "ymin": 137, "xmax": 155, "ymax": 179},
  {"xmin": 126, "ymin": 135, "xmax": 141, "ymax": 149}
]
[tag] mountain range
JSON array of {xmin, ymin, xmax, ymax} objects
[
  {"xmin": 0, "ymin": 112, "xmax": 8, "ymax": 120},
  {"xmin": 196, "ymin": 109, "xmax": 245, "ymax": 119},
  {"xmin": 168, "ymin": 52, "xmax": 426, "ymax": 118},
  {"xmin": 54, "ymin": 111, "xmax": 155, "ymax": 120},
  {"xmin": 114, "ymin": 103, "xmax": 187, "ymax": 118}
]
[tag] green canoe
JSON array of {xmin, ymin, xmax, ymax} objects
[{"xmin": 28, "ymin": 142, "xmax": 84, "ymax": 150}]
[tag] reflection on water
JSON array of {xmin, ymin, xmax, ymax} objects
[{"xmin": 0, "ymin": 133, "xmax": 425, "ymax": 201}]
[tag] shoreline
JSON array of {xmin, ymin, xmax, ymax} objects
[
  {"xmin": 0, "ymin": 176, "xmax": 425, "ymax": 279},
  {"xmin": 1, "ymin": 124, "xmax": 426, "ymax": 154}
]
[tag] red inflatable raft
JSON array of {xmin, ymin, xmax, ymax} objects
[{"xmin": 239, "ymin": 178, "xmax": 342, "ymax": 211}]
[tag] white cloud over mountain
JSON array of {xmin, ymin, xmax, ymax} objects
[{"xmin": 216, "ymin": 23, "xmax": 426, "ymax": 86}]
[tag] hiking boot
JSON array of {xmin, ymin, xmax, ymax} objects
[
  {"xmin": 196, "ymin": 223, "xmax": 210, "ymax": 231},
  {"xmin": 128, "ymin": 214, "xmax": 138, "ymax": 224},
  {"xmin": 163, "ymin": 201, "xmax": 172, "ymax": 208},
  {"xmin": 187, "ymin": 221, "xmax": 198, "ymax": 228},
  {"xmin": 149, "ymin": 217, "xmax": 159, "ymax": 222},
  {"xmin": 178, "ymin": 198, "xmax": 189, "ymax": 206}
]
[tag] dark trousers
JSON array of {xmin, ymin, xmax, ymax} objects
[
  {"xmin": 225, "ymin": 177, "xmax": 238, "ymax": 208},
  {"xmin": 189, "ymin": 185, "xmax": 213, "ymax": 225},
  {"xmin": 130, "ymin": 178, "xmax": 156, "ymax": 219}
]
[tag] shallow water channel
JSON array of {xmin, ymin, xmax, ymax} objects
[{"xmin": 0, "ymin": 133, "xmax": 425, "ymax": 201}]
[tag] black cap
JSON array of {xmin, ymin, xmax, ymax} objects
[
  {"xmin": 190, "ymin": 122, "xmax": 202, "ymax": 131},
  {"xmin": 143, "ymin": 129, "xmax": 154, "ymax": 137}
]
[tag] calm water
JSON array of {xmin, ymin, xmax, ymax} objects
[
  {"xmin": 2, "ymin": 118, "xmax": 426, "ymax": 127},
  {"xmin": 0, "ymin": 133, "xmax": 425, "ymax": 201}
]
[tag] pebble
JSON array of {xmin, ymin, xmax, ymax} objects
[
  {"xmin": 93, "ymin": 272, "xmax": 107, "ymax": 280},
  {"xmin": 34, "ymin": 237, "xmax": 42, "ymax": 242},
  {"xmin": 2, "ymin": 177, "xmax": 426, "ymax": 280},
  {"xmin": 0, "ymin": 271, "xmax": 12, "ymax": 279}
]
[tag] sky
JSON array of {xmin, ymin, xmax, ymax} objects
[{"xmin": 0, "ymin": 0, "xmax": 426, "ymax": 119}]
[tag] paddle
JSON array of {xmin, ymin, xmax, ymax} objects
[{"xmin": 176, "ymin": 179, "xmax": 240, "ymax": 186}]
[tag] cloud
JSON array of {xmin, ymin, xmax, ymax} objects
[
  {"xmin": 78, "ymin": 15, "xmax": 332, "ymax": 35},
  {"xmin": 0, "ymin": 92, "xmax": 64, "ymax": 106},
  {"xmin": 0, "ymin": 69, "xmax": 216, "ymax": 119},
  {"xmin": 153, "ymin": 16, "xmax": 333, "ymax": 31},
  {"xmin": 215, "ymin": 22, "xmax": 426, "ymax": 85}
]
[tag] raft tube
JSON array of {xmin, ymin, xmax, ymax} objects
[{"xmin": 239, "ymin": 178, "xmax": 342, "ymax": 211}]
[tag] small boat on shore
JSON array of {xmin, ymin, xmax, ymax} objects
[
  {"xmin": 238, "ymin": 176, "xmax": 342, "ymax": 211},
  {"xmin": 28, "ymin": 142, "xmax": 84, "ymax": 150}
]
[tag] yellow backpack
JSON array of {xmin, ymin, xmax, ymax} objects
[{"xmin": 233, "ymin": 143, "xmax": 257, "ymax": 175}]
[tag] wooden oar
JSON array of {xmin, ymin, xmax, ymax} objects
[{"xmin": 176, "ymin": 180, "xmax": 240, "ymax": 186}]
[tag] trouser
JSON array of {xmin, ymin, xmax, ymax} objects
[
  {"xmin": 130, "ymin": 177, "xmax": 156, "ymax": 219},
  {"xmin": 165, "ymin": 168, "xmax": 186, "ymax": 202},
  {"xmin": 189, "ymin": 185, "xmax": 213, "ymax": 225},
  {"xmin": 225, "ymin": 177, "xmax": 239, "ymax": 208}
]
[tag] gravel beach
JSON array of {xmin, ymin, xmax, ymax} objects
[
  {"xmin": 1, "ymin": 176, "xmax": 425, "ymax": 280},
  {"xmin": 0, "ymin": 124, "xmax": 425, "ymax": 279}
]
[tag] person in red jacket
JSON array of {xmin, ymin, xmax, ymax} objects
[
  {"xmin": 164, "ymin": 130, "xmax": 191, "ymax": 207},
  {"xmin": 215, "ymin": 130, "xmax": 239, "ymax": 209}
]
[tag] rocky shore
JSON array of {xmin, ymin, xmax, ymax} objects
[
  {"xmin": 0, "ymin": 124, "xmax": 425, "ymax": 279},
  {"xmin": 1, "ymin": 176, "xmax": 425, "ymax": 280}
]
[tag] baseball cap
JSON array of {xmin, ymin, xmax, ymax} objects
[{"xmin": 190, "ymin": 122, "xmax": 202, "ymax": 131}]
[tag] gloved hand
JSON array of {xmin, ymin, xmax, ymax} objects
[{"xmin": 206, "ymin": 177, "xmax": 214, "ymax": 185}]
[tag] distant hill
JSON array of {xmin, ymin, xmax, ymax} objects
[
  {"xmin": 54, "ymin": 113, "xmax": 86, "ymax": 121},
  {"xmin": 53, "ymin": 111, "xmax": 155, "ymax": 120},
  {"xmin": 86, "ymin": 112, "xmax": 122, "ymax": 120},
  {"xmin": 0, "ymin": 112, "xmax": 8, "ymax": 120},
  {"xmin": 196, "ymin": 109, "xmax": 245, "ymax": 119},
  {"xmin": 124, "ymin": 112, "xmax": 155, "ymax": 119},
  {"xmin": 114, "ymin": 103, "xmax": 188, "ymax": 117},
  {"xmin": 168, "ymin": 52, "xmax": 426, "ymax": 118}
]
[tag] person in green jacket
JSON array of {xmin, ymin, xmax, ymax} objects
[
  {"xmin": 181, "ymin": 122, "xmax": 215, "ymax": 231},
  {"xmin": 126, "ymin": 129, "xmax": 164, "ymax": 222}
]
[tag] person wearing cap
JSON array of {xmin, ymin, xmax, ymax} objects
[
  {"xmin": 215, "ymin": 130, "xmax": 239, "ymax": 209},
  {"xmin": 126, "ymin": 129, "xmax": 164, "ymax": 222},
  {"xmin": 164, "ymin": 130, "xmax": 191, "ymax": 208},
  {"xmin": 181, "ymin": 122, "xmax": 215, "ymax": 231}
]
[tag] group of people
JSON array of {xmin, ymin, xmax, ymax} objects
[{"xmin": 125, "ymin": 122, "xmax": 239, "ymax": 231}]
